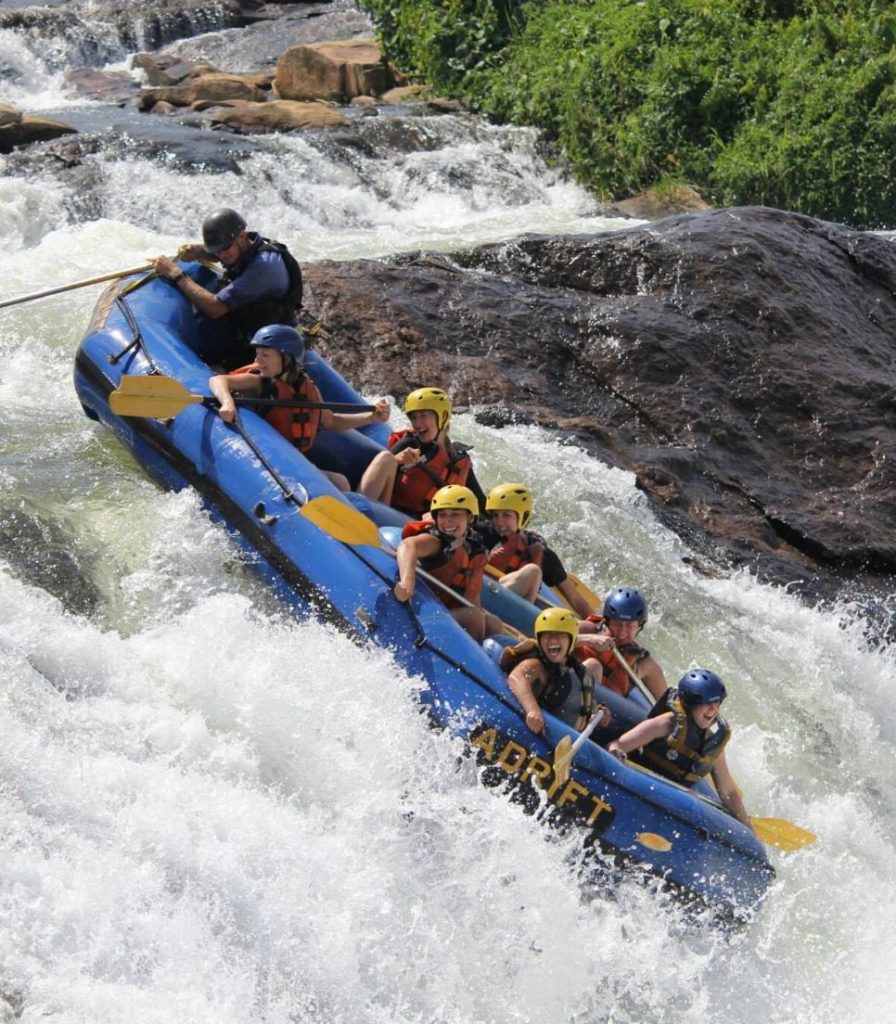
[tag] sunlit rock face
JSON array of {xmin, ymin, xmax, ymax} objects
[{"xmin": 304, "ymin": 206, "xmax": 896, "ymax": 624}]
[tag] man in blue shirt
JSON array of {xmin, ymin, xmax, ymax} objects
[{"xmin": 152, "ymin": 208, "xmax": 303, "ymax": 368}]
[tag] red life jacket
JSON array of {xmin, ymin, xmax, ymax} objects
[
  {"xmin": 230, "ymin": 368, "xmax": 322, "ymax": 452},
  {"xmin": 488, "ymin": 530, "xmax": 545, "ymax": 573},
  {"xmin": 388, "ymin": 429, "xmax": 472, "ymax": 517},
  {"xmin": 400, "ymin": 520, "xmax": 488, "ymax": 609},
  {"xmin": 574, "ymin": 617, "xmax": 649, "ymax": 697}
]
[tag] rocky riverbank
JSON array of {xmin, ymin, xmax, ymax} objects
[{"xmin": 302, "ymin": 206, "xmax": 896, "ymax": 637}]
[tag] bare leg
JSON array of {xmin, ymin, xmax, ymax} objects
[
  {"xmin": 499, "ymin": 563, "xmax": 543, "ymax": 603},
  {"xmin": 450, "ymin": 606, "xmax": 487, "ymax": 642},
  {"xmin": 323, "ymin": 469, "xmax": 351, "ymax": 492},
  {"xmin": 357, "ymin": 450, "xmax": 399, "ymax": 504}
]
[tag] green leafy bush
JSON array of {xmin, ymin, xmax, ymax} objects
[{"xmin": 359, "ymin": 0, "xmax": 896, "ymax": 228}]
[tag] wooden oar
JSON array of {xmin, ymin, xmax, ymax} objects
[
  {"xmin": 612, "ymin": 647, "xmax": 657, "ymax": 704},
  {"xmin": 0, "ymin": 263, "xmax": 155, "ymax": 310},
  {"xmin": 299, "ymin": 495, "xmax": 525, "ymax": 636},
  {"xmin": 552, "ymin": 708, "xmax": 607, "ymax": 786},
  {"xmin": 109, "ymin": 374, "xmax": 376, "ymax": 420}
]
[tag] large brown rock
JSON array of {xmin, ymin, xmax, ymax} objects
[
  {"xmin": 138, "ymin": 73, "xmax": 267, "ymax": 110},
  {"xmin": 301, "ymin": 207, "xmax": 896, "ymax": 625},
  {"xmin": 206, "ymin": 99, "xmax": 346, "ymax": 133},
  {"xmin": 0, "ymin": 110, "xmax": 76, "ymax": 153},
  {"xmin": 274, "ymin": 38, "xmax": 394, "ymax": 102}
]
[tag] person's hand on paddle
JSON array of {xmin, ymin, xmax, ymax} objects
[
  {"xmin": 216, "ymin": 396, "xmax": 239, "ymax": 424},
  {"xmin": 372, "ymin": 399, "xmax": 391, "ymax": 423},
  {"xmin": 394, "ymin": 446, "xmax": 422, "ymax": 468},
  {"xmin": 582, "ymin": 632, "xmax": 616, "ymax": 653},
  {"xmin": 176, "ymin": 243, "xmax": 206, "ymax": 262},
  {"xmin": 394, "ymin": 579, "xmax": 414, "ymax": 603},
  {"xmin": 151, "ymin": 254, "xmax": 183, "ymax": 283}
]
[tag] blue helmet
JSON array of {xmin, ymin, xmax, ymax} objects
[
  {"xmin": 250, "ymin": 324, "xmax": 305, "ymax": 361},
  {"xmin": 677, "ymin": 668, "xmax": 727, "ymax": 707},
  {"xmin": 602, "ymin": 587, "xmax": 648, "ymax": 623}
]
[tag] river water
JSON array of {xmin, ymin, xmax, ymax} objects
[{"xmin": 1, "ymin": 4, "xmax": 894, "ymax": 1022}]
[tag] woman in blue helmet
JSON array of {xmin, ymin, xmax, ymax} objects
[
  {"xmin": 575, "ymin": 587, "xmax": 669, "ymax": 700},
  {"xmin": 209, "ymin": 324, "xmax": 390, "ymax": 489},
  {"xmin": 607, "ymin": 668, "xmax": 754, "ymax": 830}
]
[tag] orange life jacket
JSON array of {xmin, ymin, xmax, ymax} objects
[
  {"xmin": 231, "ymin": 368, "xmax": 322, "ymax": 452},
  {"xmin": 400, "ymin": 520, "xmax": 488, "ymax": 609},
  {"xmin": 574, "ymin": 617, "xmax": 649, "ymax": 697},
  {"xmin": 488, "ymin": 530, "xmax": 545, "ymax": 574},
  {"xmin": 388, "ymin": 429, "xmax": 472, "ymax": 517}
]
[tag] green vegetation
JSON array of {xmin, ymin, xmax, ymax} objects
[{"xmin": 359, "ymin": 0, "xmax": 896, "ymax": 228}]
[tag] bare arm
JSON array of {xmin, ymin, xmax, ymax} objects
[
  {"xmin": 209, "ymin": 373, "xmax": 260, "ymax": 423},
  {"xmin": 151, "ymin": 255, "xmax": 230, "ymax": 319},
  {"xmin": 556, "ymin": 576, "xmax": 595, "ymax": 619},
  {"xmin": 319, "ymin": 400, "xmax": 391, "ymax": 433},
  {"xmin": 394, "ymin": 533, "xmax": 440, "ymax": 602},
  {"xmin": 638, "ymin": 656, "xmax": 669, "ymax": 701},
  {"xmin": 711, "ymin": 753, "xmax": 754, "ymax": 831},
  {"xmin": 607, "ymin": 712, "xmax": 673, "ymax": 759},
  {"xmin": 507, "ymin": 658, "xmax": 547, "ymax": 734}
]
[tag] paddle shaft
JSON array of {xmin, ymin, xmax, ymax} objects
[
  {"xmin": 552, "ymin": 708, "xmax": 607, "ymax": 785},
  {"xmin": 0, "ymin": 263, "xmax": 154, "ymax": 310},
  {"xmin": 567, "ymin": 707, "xmax": 607, "ymax": 760},
  {"xmin": 394, "ymin": 546, "xmax": 523, "ymax": 637},
  {"xmin": 612, "ymin": 647, "xmax": 656, "ymax": 704},
  {"xmin": 233, "ymin": 396, "xmax": 376, "ymax": 413}
]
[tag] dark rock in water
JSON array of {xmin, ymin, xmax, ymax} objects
[
  {"xmin": 0, "ymin": 507, "xmax": 101, "ymax": 618},
  {"xmin": 303, "ymin": 206, "xmax": 896, "ymax": 634}
]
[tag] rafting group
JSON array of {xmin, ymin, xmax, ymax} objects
[{"xmin": 148, "ymin": 208, "xmax": 756, "ymax": 836}]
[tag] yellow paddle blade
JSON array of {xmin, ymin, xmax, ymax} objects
[
  {"xmin": 552, "ymin": 735, "xmax": 574, "ymax": 786},
  {"xmin": 299, "ymin": 495, "xmax": 383, "ymax": 548},
  {"xmin": 110, "ymin": 375, "xmax": 203, "ymax": 419},
  {"xmin": 751, "ymin": 817, "xmax": 816, "ymax": 852},
  {"xmin": 563, "ymin": 572, "xmax": 602, "ymax": 611}
]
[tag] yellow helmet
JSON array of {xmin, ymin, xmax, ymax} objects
[
  {"xmin": 404, "ymin": 386, "xmax": 452, "ymax": 433},
  {"xmin": 430, "ymin": 484, "xmax": 479, "ymax": 516},
  {"xmin": 534, "ymin": 607, "xmax": 578, "ymax": 648},
  {"xmin": 486, "ymin": 482, "xmax": 534, "ymax": 529}
]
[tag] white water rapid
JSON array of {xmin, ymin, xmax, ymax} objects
[{"xmin": 1, "ymin": 4, "xmax": 894, "ymax": 1022}]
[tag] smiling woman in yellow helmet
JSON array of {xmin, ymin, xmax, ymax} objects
[
  {"xmin": 481, "ymin": 482, "xmax": 595, "ymax": 619},
  {"xmin": 395, "ymin": 484, "xmax": 507, "ymax": 642},
  {"xmin": 358, "ymin": 386, "xmax": 485, "ymax": 517},
  {"xmin": 501, "ymin": 607, "xmax": 607, "ymax": 736}
]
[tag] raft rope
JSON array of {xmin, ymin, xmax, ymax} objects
[{"xmin": 110, "ymin": 292, "xmax": 163, "ymax": 374}]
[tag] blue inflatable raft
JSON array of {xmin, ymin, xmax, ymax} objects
[{"xmin": 73, "ymin": 265, "xmax": 775, "ymax": 921}]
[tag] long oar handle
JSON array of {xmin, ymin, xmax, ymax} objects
[
  {"xmin": 552, "ymin": 708, "xmax": 607, "ymax": 784},
  {"xmin": 234, "ymin": 397, "xmax": 376, "ymax": 413},
  {"xmin": 0, "ymin": 263, "xmax": 154, "ymax": 309},
  {"xmin": 385, "ymin": 543, "xmax": 524, "ymax": 639},
  {"xmin": 568, "ymin": 707, "xmax": 607, "ymax": 759},
  {"xmin": 612, "ymin": 647, "xmax": 655, "ymax": 704}
]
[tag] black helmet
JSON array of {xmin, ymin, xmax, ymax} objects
[{"xmin": 202, "ymin": 208, "xmax": 247, "ymax": 254}]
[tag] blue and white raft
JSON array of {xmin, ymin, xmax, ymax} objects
[{"xmin": 73, "ymin": 265, "xmax": 775, "ymax": 921}]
